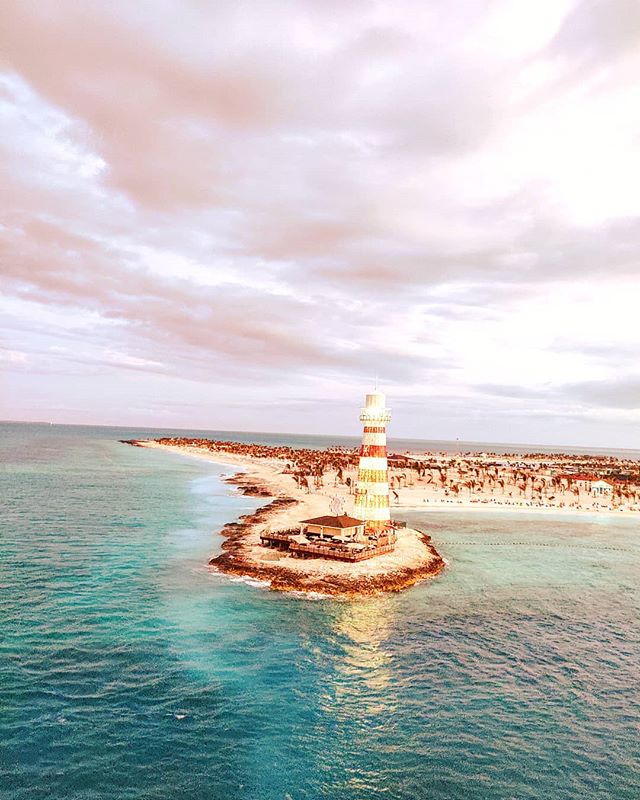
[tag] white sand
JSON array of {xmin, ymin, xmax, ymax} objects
[{"xmin": 139, "ymin": 440, "xmax": 640, "ymax": 520}]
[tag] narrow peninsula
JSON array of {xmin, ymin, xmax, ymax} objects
[{"xmin": 126, "ymin": 390, "xmax": 445, "ymax": 597}]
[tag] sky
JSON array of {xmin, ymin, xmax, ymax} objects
[{"xmin": 1, "ymin": 0, "xmax": 639, "ymax": 448}]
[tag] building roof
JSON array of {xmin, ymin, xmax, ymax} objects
[{"xmin": 300, "ymin": 514, "xmax": 364, "ymax": 528}]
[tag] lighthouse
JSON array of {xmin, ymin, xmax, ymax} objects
[{"xmin": 354, "ymin": 389, "xmax": 391, "ymax": 531}]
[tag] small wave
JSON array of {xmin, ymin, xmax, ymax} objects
[
  {"xmin": 284, "ymin": 589, "xmax": 336, "ymax": 601},
  {"xmin": 212, "ymin": 570, "xmax": 335, "ymax": 600},
  {"xmin": 225, "ymin": 574, "xmax": 273, "ymax": 590}
]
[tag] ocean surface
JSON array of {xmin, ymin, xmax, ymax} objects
[{"xmin": 1, "ymin": 422, "xmax": 639, "ymax": 799}]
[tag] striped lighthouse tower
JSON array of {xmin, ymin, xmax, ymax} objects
[{"xmin": 354, "ymin": 389, "xmax": 391, "ymax": 531}]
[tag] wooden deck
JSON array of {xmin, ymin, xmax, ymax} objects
[
  {"xmin": 260, "ymin": 530, "xmax": 298, "ymax": 549},
  {"xmin": 289, "ymin": 541, "xmax": 396, "ymax": 561},
  {"xmin": 260, "ymin": 530, "xmax": 397, "ymax": 561}
]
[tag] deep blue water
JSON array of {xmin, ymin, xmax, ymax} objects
[{"xmin": 1, "ymin": 423, "xmax": 639, "ymax": 799}]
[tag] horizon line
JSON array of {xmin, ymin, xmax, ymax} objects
[{"xmin": 1, "ymin": 419, "xmax": 639, "ymax": 455}]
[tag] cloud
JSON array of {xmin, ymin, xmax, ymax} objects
[
  {"xmin": 476, "ymin": 377, "xmax": 640, "ymax": 413},
  {"xmin": 567, "ymin": 378, "xmax": 640, "ymax": 410},
  {"xmin": 476, "ymin": 384, "xmax": 550, "ymax": 401},
  {"xmin": 549, "ymin": 0, "xmax": 640, "ymax": 66},
  {"xmin": 1, "ymin": 0, "xmax": 640, "ymax": 446},
  {"xmin": 1, "ymin": 211, "xmax": 433, "ymax": 386}
]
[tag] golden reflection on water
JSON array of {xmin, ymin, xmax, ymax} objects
[{"xmin": 323, "ymin": 599, "xmax": 398, "ymax": 717}]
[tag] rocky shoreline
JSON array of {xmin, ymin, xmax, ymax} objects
[
  {"xmin": 222, "ymin": 473, "xmax": 274, "ymax": 498},
  {"xmin": 123, "ymin": 439, "xmax": 446, "ymax": 598},
  {"xmin": 209, "ymin": 472, "xmax": 446, "ymax": 598}
]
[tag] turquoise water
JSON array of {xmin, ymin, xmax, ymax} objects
[{"xmin": 1, "ymin": 424, "xmax": 639, "ymax": 799}]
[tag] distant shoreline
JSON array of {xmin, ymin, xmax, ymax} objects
[
  {"xmin": 124, "ymin": 437, "xmax": 640, "ymax": 516},
  {"xmin": 4, "ymin": 420, "xmax": 637, "ymax": 459}
]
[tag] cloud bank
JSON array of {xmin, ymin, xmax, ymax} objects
[{"xmin": 1, "ymin": 0, "xmax": 639, "ymax": 447}]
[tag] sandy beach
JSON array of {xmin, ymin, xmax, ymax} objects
[{"xmin": 135, "ymin": 439, "xmax": 640, "ymax": 518}]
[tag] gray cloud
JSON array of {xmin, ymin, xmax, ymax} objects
[
  {"xmin": 1, "ymin": 213, "xmax": 434, "ymax": 386},
  {"xmin": 549, "ymin": 0, "xmax": 640, "ymax": 66},
  {"xmin": 568, "ymin": 378, "xmax": 640, "ymax": 410},
  {"xmin": 476, "ymin": 384, "xmax": 550, "ymax": 401},
  {"xmin": 477, "ymin": 378, "xmax": 640, "ymax": 412}
]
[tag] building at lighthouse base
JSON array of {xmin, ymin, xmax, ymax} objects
[{"xmin": 259, "ymin": 514, "xmax": 398, "ymax": 562}]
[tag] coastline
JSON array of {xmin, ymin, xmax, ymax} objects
[
  {"xmin": 210, "ymin": 489, "xmax": 445, "ymax": 597},
  {"xmin": 126, "ymin": 440, "xmax": 446, "ymax": 597},
  {"xmin": 397, "ymin": 503, "xmax": 640, "ymax": 518},
  {"xmin": 127, "ymin": 437, "xmax": 640, "ymax": 519}
]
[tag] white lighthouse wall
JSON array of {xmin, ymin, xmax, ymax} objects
[{"xmin": 358, "ymin": 456, "xmax": 388, "ymax": 471}]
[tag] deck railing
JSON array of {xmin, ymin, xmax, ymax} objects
[
  {"xmin": 288, "ymin": 541, "xmax": 395, "ymax": 562},
  {"xmin": 260, "ymin": 530, "xmax": 397, "ymax": 561},
  {"xmin": 260, "ymin": 531, "xmax": 297, "ymax": 543}
]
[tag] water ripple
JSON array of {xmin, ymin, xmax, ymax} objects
[{"xmin": 1, "ymin": 425, "xmax": 639, "ymax": 799}]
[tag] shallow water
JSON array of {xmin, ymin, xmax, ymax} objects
[{"xmin": 1, "ymin": 424, "xmax": 639, "ymax": 799}]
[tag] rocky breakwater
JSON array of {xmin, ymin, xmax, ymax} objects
[
  {"xmin": 208, "ymin": 478, "xmax": 445, "ymax": 598},
  {"xmin": 222, "ymin": 473, "xmax": 273, "ymax": 497}
]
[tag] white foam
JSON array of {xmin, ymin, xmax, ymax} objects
[{"xmin": 226, "ymin": 574, "xmax": 273, "ymax": 590}]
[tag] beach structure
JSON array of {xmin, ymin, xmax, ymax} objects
[
  {"xmin": 299, "ymin": 514, "xmax": 366, "ymax": 541},
  {"xmin": 591, "ymin": 479, "xmax": 614, "ymax": 497},
  {"xmin": 570, "ymin": 473, "xmax": 597, "ymax": 491},
  {"xmin": 354, "ymin": 389, "xmax": 392, "ymax": 531},
  {"xmin": 259, "ymin": 519, "xmax": 396, "ymax": 561}
]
